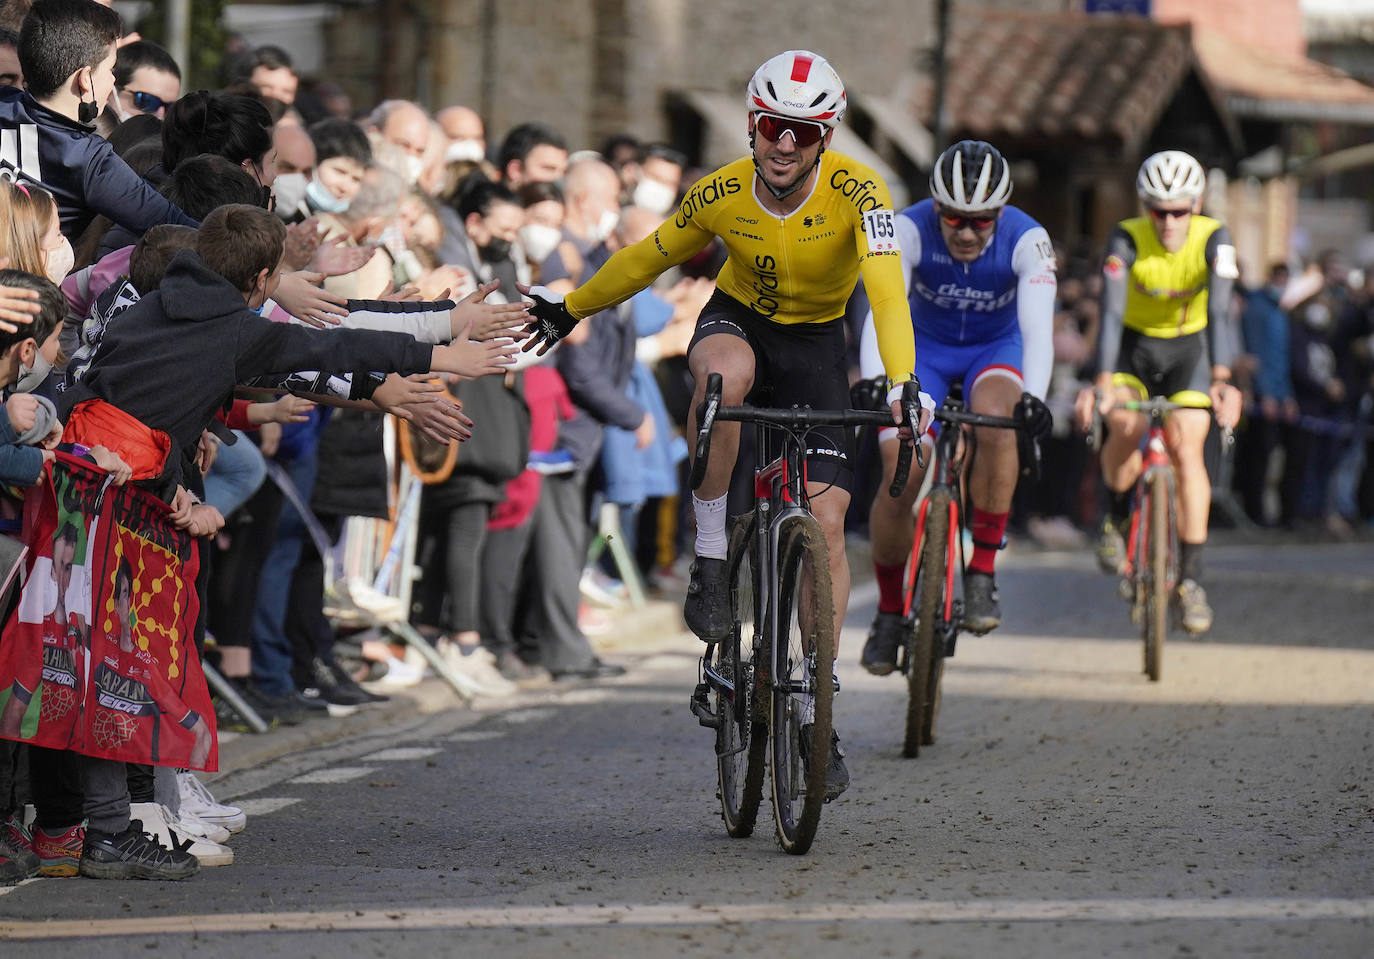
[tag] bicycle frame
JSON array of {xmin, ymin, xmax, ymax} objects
[
  {"xmin": 904, "ymin": 414, "xmax": 967, "ymax": 657},
  {"xmin": 1122, "ymin": 408, "xmax": 1178, "ymax": 594}
]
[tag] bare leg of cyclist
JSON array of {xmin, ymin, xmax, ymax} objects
[
  {"xmin": 806, "ymin": 485, "xmax": 852, "ymax": 651},
  {"xmin": 683, "ymin": 335, "xmax": 755, "ymax": 639},
  {"xmin": 862, "ymin": 435, "xmax": 927, "ymax": 673},
  {"xmin": 964, "ymin": 374, "xmax": 1022, "ymax": 632},
  {"xmin": 1165, "ymin": 408, "xmax": 1214, "ymax": 632}
]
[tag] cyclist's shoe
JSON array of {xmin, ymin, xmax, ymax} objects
[
  {"xmin": 79, "ymin": 820, "xmax": 199, "ymax": 881},
  {"xmin": 684, "ymin": 557, "xmax": 731, "ymax": 641},
  {"xmin": 861, "ymin": 612, "xmax": 905, "ymax": 675},
  {"xmin": 1175, "ymin": 578, "xmax": 1213, "ymax": 634},
  {"xmin": 799, "ymin": 725, "xmax": 851, "ymax": 802},
  {"xmin": 962, "ymin": 572, "xmax": 1001, "ymax": 634},
  {"xmin": 1095, "ymin": 517, "xmax": 1127, "ymax": 575}
]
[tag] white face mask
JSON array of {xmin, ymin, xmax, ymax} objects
[
  {"xmin": 445, "ymin": 139, "xmax": 484, "ymax": 164},
  {"xmin": 45, "ymin": 236, "xmax": 74, "ymax": 284},
  {"xmin": 519, "ymin": 223, "xmax": 562, "ymax": 264},
  {"xmin": 632, "ymin": 177, "xmax": 677, "ymax": 216},
  {"xmin": 272, "ymin": 172, "xmax": 309, "ymax": 215},
  {"xmin": 585, "ymin": 207, "xmax": 619, "ymax": 244},
  {"xmin": 16, "ymin": 348, "xmax": 52, "ymax": 393},
  {"xmin": 403, "ymin": 154, "xmax": 424, "ymax": 186}
]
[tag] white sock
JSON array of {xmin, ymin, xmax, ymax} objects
[{"xmin": 692, "ymin": 492, "xmax": 728, "ymax": 559}]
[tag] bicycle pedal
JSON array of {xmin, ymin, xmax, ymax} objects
[{"xmin": 689, "ymin": 682, "xmax": 719, "ymax": 729}]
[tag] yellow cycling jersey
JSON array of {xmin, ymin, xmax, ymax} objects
[
  {"xmin": 1114, "ymin": 214, "xmax": 1224, "ymax": 339},
  {"xmin": 563, "ymin": 151, "xmax": 915, "ymax": 385}
]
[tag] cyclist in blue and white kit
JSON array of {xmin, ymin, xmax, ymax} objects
[{"xmin": 858, "ymin": 140, "xmax": 1056, "ymax": 673}]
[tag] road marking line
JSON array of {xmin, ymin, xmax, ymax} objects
[
  {"xmin": 3, "ymin": 898, "xmax": 1372, "ymax": 938},
  {"xmin": 232, "ymin": 797, "xmax": 301, "ymax": 816},
  {"xmin": 361, "ymin": 747, "xmax": 442, "ymax": 762},
  {"xmin": 287, "ymin": 766, "xmax": 377, "ymax": 784}
]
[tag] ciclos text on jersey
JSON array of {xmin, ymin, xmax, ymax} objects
[{"xmin": 675, "ymin": 174, "xmax": 743, "ymax": 227}]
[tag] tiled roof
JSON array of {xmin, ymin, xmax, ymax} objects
[{"xmin": 921, "ymin": 11, "xmax": 1199, "ymax": 152}]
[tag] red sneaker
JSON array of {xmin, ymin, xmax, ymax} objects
[{"xmin": 32, "ymin": 823, "xmax": 84, "ymax": 878}]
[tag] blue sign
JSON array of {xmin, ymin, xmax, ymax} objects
[{"xmin": 1086, "ymin": 0, "xmax": 1150, "ymax": 13}]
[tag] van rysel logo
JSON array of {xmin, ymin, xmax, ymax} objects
[{"xmin": 675, "ymin": 174, "xmax": 742, "ymax": 227}]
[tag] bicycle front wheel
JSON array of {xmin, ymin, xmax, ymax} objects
[
  {"xmin": 769, "ymin": 514, "xmax": 834, "ymax": 855},
  {"xmin": 1143, "ymin": 472, "xmax": 1169, "ymax": 682},
  {"xmin": 717, "ymin": 517, "xmax": 767, "ymax": 837},
  {"xmin": 904, "ymin": 489, "xmax": 950, "ymax": 758}
]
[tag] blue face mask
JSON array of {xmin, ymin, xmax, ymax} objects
[{"xmin": 306, "ymin": 175, "xmax": 349, "ymax": 215}]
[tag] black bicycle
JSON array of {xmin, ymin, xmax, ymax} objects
[{"xmin": 688, "ymin": 372, "xmax": 922, "ymax": 854}]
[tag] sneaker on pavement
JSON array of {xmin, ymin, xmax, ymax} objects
[
  {"xmin": 1096, "ymin": 516, "xmax": 1127, "ymax": 574},
  {"xmin": 32, "ymin": 822, "xmax": 84, "ymax": 877},
  {"xmin": 158, "ymin": 801, "xmax": 231, "ymax": 845},
  {"xmin": 798, "ymin": 724, "xmax": 851, "ymax": 802},
  {"xmin": 80, "ymin": 818, "xmax": 200, "ymax": 880},
  {"xmin": 861, "ymin": 611, "xmax": 905, "ymax": 675},
  {"xmin": 324, "ymin": 656, "xmax": 390, "ymax": 704},
  {"xmin": 684, "ymin": 557, "xmax": 730, "ymax": 641},
  {"xmin": 495, "ymin": 650, "xmax": 552, "ymax": 687},
  {"xmin": 2, "ymin": 815, "xmax": 39, "ymax": 878},
  {"xmin": 962, "ymin": 572, "xmax": 1001, "ymax": 634},
  {"xmin": 438, "ymin": 640, "xmax": 517, "ymax": 697},
  {"xmin": 1175, "ymin": 578, "xmax": 1213, "ymax": 634},
  {"xmin": 178, "ymin": 773, "xmax": 246, "ymax": 834},
  {"xmin": 130, "ymin": 803, "xmax": 233, "ymax": 868}
]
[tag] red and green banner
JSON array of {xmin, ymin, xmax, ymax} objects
[{"xmin": 0, "ymin": 454, "xmax": 215, "ymax": 770}]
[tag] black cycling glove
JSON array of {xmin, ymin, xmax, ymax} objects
[
  {"xmin": 521, "ymin": 286, "xmax": 579, "ymax": 356},
  {"xmin": 1015, "ymin": 392, "xmax": 1053, "ymax": 440}
]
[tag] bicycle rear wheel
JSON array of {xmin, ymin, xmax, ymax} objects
[
  {"xmin": 717, "ymin": 517, "xmax": 767, "ymax": 837},
  {"xmin": 903, "ymin": 489, "xmax": 950, "ymax": 758},
  {"xmin": 769, "ymin": 514, "xmax": 834, "ymax": 855},
  {"xmin": 1142, "ymin": 472, "xmax": 1169, "ymax": 682}
]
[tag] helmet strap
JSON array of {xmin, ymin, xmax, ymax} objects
[{"xmin": 751, "ymin": 138, "xmax": 825, "ymax": 203}]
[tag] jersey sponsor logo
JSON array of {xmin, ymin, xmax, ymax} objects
[
  {"xmin": 653, "ymin": 231, "xmax": 670, "ymax": 258},
  {"xmin": 674, "ymin": 174, "xmax": 742, "ymax": 227},
  {"xmin": 828, "ymin": 168, "xmax": 882, "ymax": 213},
  {"xmin": 1104, "ymin": 254, "xmax": 1126, "ymax": 279},
  {"xmin": 1131, "ymin": 278, "xmax": 1203, "ymax": 301},
  {"xmin": 735, "ymin": 215, "xmax": 759, "ymax": 225},
  {"xmin": 913, "ymin": 279, "xmax": 1016, "ymax": 313},
  {"xmin": 797, "ymin": 230, "xmax": 837, "ymax": 243},
  {"xmin": 0, "ymin": 123, "xmax": 42, "ymax": 183},
  {"xmin": 730, "ymin": 228, "xmax": 764, "ymax": 242},
  {"xmin": 802, "ymin": 214, "xmax": 828, "ymax": 227},
  {"xmin": 750, "ymin": 254, "xmax": 781, "ymax": 318}
]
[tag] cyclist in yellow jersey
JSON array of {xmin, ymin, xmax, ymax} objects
[
  {"xmin": 1074, "ymin": 151, "xmax": 1242, "ymax": 633},
  {"xmin": 521, "ymin": 50, "xmax": 930, "ymax": 798}
]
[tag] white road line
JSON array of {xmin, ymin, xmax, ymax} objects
[
  {"xmin": 287, "ymin": 766, "xmax": 377, "ymax": 785},
  {"xmin": 3, "ymin": 898, "xmax": 1372, "ymax": 938},
  {"xmin": 232, "ymin": 797, "xmax": 301, "ymax": 817},
  {"xmin": 0, "ymin": 877, "xmax": 40, "ymax": 899},
  {"xmin": 361, "ymin": 747, "xmax": 442, "ymax": 762}
]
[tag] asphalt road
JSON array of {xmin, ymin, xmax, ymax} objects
[{"xmin": 1, "ymin": 540, "xmax": 1371, "ymax": 957}]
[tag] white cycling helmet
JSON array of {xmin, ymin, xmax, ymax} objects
[
  {"xmin": 746, "ymin": 50, "xmax": 846, "ymax": 128},
  {"xmin": 1136, "ymin": 150, "xmax": 1205, "ymax": 204},
  {"xmin": 929, "ymin": 140, "xmax": 1013, "ymax": 212}
]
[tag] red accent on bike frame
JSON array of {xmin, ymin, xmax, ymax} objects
[
  {"xmin": 754, "ymin": 455, "xmax": 787, "ymax": 501},
  {"xmin": 944, "ymin": 498, "xmax": 959, "ymax": 622},
  {"xmin": 790, "ymin": 55, "xmax": 814, "ymax": 83},
  {"xmin": 903, "ymin": 498, "xmax": 929, "ymax": 618}
]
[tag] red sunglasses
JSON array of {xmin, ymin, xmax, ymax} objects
[
  {"xmin": 938, "ymin": 209, "xmax": 998, "ymax": 231},
  {"xmin": 754, "ymin": 113, "xmax": 826, "ymax": 148}
]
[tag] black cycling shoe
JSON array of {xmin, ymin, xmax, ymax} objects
[
  {"xmin": 684, "ymin": 557, "xmax": 731, "ymax": 641},
  {"xmin": 962, "ymin": 572, "xmax": 1001, "ymax": 634},
  {"xmin": 861, "ymin": 611, "xmax": 905, "ymax": 675},
  {"xmin": 79, "ymin": 820, "xmax": 199, "ymax": 881},
  {"xmin": 799, "ymin": 725, "xmax": 850, "ymax": 802}
]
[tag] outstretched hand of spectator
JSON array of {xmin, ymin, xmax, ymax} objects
[
  {"xmin": 283, "ymin": 219, "xmax": 324, "ymax": 272},
  {"xmin": 401, "ymin": 394, "xmax": 474, "ymax": 445},
  {"xmin": 309, "ymin": 237, "xmax": 377, "ymax": 277},
  {"xmin": 420, "ymin": 263, "xmax": 475, "ymax": 301},
  {"xmin": 275, "ymin": 271, "xmax": 349, "ymax": 327},
  {"xmin": 450, "ymin": 280, "xmax": 529, "ymax": 342},
  {"xmin": 249, "ymin": 394, "xmax": 316, "ymax": 426},
  {"xmin": 430, "ymin": 319, "xmax": 518, "ymax": 379},
  {"xmin": 88, "ymin": 445, "xmax": 133, "ymax": 486},
  {"xmin": 372, "ymin": 373, "xmax": 445, "ymax": 413},
  {"xmin": 0, "ymin": 257, "xmax": 41, "ymax": 333},
  {"xmin": 378, "ymin": 283, "xmax": 424, "ymax": 302}
]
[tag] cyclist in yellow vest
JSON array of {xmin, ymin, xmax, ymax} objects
[{"xmin": 1074, "ymin": 150, "xmax": 1242, "ymax": 633}]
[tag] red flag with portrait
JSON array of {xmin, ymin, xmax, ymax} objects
[{"xmin": 0, "ymin": 454, "xmax": 216, "ymax": 771}]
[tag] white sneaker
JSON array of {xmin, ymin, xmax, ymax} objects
[
  {"xmin": 375, "ymin": 653, "xmax": 425, "ymax": 687},
  {"xmin": 437, "ymin": 640, "xmax": 517, "ymax": 697},
  {"xmin": 177, "ymin": 773, "xmax": 247, "ymax": 835},
  {"xmin": 130, "ymin": 802, "xmax": 234, "ymax": 867}
]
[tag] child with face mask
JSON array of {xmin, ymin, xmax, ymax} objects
[{"xmin": 0, "ymin": 181, "xmax": 75, "ymax": 287}]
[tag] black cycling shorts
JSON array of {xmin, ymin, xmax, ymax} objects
[
  {"xmin": 1113, "ymin": 328, "xmax": 1212, "ymax": 406},
  {"xmin": 688, "ymin": 289, "xmax": 854, "ymax": 494}
]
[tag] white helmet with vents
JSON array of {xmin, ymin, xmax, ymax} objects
[
  {"xmin": 929, "ymin": 140, "xmax": 1013, "ymax": 212},
  {"xmin": 1136, "ymin": 150, "xmax": 1206, "ymax": 204},
  {"xmin": 746, "ymin": 50, "xmax": 846, "ymax": 128}
]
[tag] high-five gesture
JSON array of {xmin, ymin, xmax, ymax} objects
[
  {"xmin": 451, "ymin": 280, "xmax": 530, "ymax": 342},
  {"xmin": 515, "ymin": 283, "xmax": 579, "ymax": 356}
]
